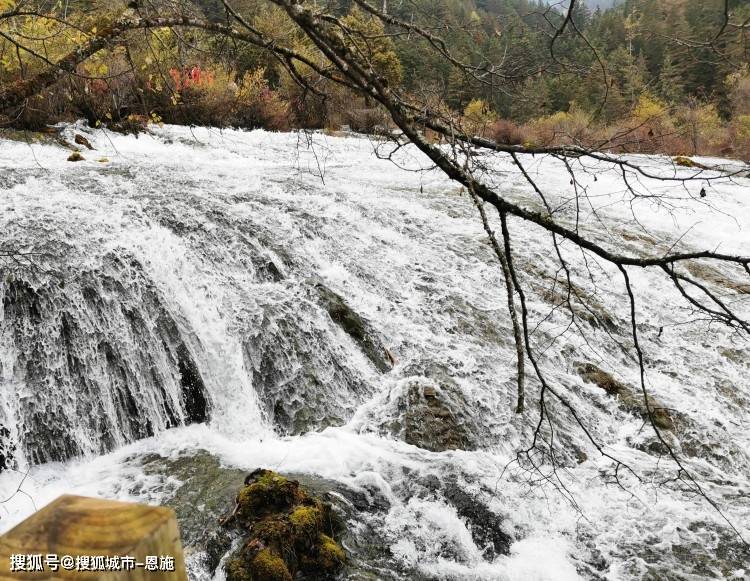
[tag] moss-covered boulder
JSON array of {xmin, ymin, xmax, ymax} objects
[
  {"xmin": 237, "ymin": 470, "xmax": 302, "ymax": 519},
  {"xmin": 673, "ymin": 156, "xmax": 696, "ymax": 168},
  {"xmin": 289, "ymin": 504, "xmax": 323, "ymax": 537},
  {"xmin": 673, "ymin": 156, "xmax": 713, "ymax": 171},
  {"xmin": 307, "ymin": 533, "xmax": 346, "ymax": 573},
  {"xmin": 223, "ymin": 469, "xmax": 346, "ymax": 581}
]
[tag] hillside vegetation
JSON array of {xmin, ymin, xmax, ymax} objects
[{"xmin": 0, "ymin": 0, "xmax": 748, "ymax": 157}]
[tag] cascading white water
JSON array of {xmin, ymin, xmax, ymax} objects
[{"xmin": 0, "ymin": 123, "xmax": 748, "ymax": 580}]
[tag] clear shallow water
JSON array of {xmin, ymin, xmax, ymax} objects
[{"xmin": 0, "ymin": 124, "xmax": 748, "ymax": 580}]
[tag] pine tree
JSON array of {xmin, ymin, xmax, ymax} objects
[{"xmin": 658, "ymin": 52, "xmax": 685, "ymax": 105}]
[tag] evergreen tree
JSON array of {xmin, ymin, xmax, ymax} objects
[{"xmin": 658, "ymin": 52, "xmax": 684, "ymax": 104}]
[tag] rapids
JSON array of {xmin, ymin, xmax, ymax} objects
[{"xmin": 0, "ymin": 123, "xmax": 748, "ymax": 580}]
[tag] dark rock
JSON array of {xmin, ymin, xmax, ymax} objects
[
  {"xmin": 0, "ymin": 426, "xmax": 15, "ymax": 473},
  {"xmin": 74, "ymin": 134, "xmax": 94, "ymax": 150},
  {"xmin": 175, "ymin": 343, "xmax": 209, "ymax": 424},
  {"xmin": 243, "ymin": 299, "xmax": 375, "ymax": 435},
  {"xmin": 384, "ymin": 378, "xmax": 476, "ymax": 452},
  {"xmin": 154, "ymin": 309, "xmax": 212, "ymax": 426},
  {"xmin": 258, "ymin": 259, "xmax": 283, "ymax": 282},
  {"xmin": 67, "ymin": 151, "xmax": 85, "ymax": 162},
  {"xmin": 204, "ymin": 529, "xmax": 234, "ymax": 575},
  {"xmin": 578, "ymin": 363, "xmax": 674, "ymax": 431},
  {"xmin": 310, "ymin": 278, "xmax": 393, "ymax": 373},
  {"xmin": 442, "ymin": 481, "xmax": 511, "ymax": 558},
  {"xmin": 242, "ymin": 280, "xmax": 391, "ymax": 435}
]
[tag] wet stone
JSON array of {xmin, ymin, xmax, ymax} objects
[
  {"xmin": 383, "ymin": 378, "xmax": 476, "ymax": 453},
  {"xmin": 309, "ymin": 277, "xmax": 394, "ymax": 374}
]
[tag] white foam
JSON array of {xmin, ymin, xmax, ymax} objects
[{"xmin": 1, "ymin": 124, "xmax": 748, "ymax": 579}]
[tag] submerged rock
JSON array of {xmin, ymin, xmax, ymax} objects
[
  {"xmin": 375, "ymin": 374, "xmax": 479, "ymax": 453},
  {"xmin": 441, "ymin": 481, "xmax": 511, "ymax": 558},
  {"xmin": 223, "ymin": 469, "xmax": 346, "ymax": 581},
  {"xmin": 243, "ymin": 296, "xmax": 377, "ymax": 435},
  {"xmin": 578, "ymin": 363, "xmax": 674, "ymax": 431},
  {"xmin": 243, "ymin": 279, "xmax": 394, "ymax": 436},
  {"xmin": 612, "ymin": 519, "xmax": 750, "ymax": 580},
  {"xmin": 310, "ymin": 278, "xmax": 394, "ymax": 373},
  {"xmin": 128, "ymin": 449, "xmax": 503, "ymax": 581},
  {"xmin": 138, "ymin": 451, "xmax": 245, "ymax": 574},
  {"xmin": 395, "ymin": 380, "xmax": 473, "ymax": 452}
]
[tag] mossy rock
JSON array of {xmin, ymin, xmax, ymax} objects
[
  {"xmin": 289, "ymin": 503, "xmax": 324, "ymax": 538},
  {"xmin": 673, "ymin": 156, "xmax": 696, "ymax": 168},
  {"xmin": 226, "ymin": 557, "xmax": 253, "ymax": 581},
  {"xmin": 237, "ymin": 469, "xmax": 302, "ymax": 520},
  {"xmin": 300, "ymin": 533, "xmax": 346, "ymax": 574},
  {"xmin": 67, "ymin": 151, "xmax": 85, "ymax": 162},
  {"xmin": 252, "ymin": 517, "xmax": 294, "ymax": 555},
  {"xmin": 249, "ymin": 550, "xmax": 293, "ymax": 581},
  {"xmin": 673, "ymin": 156, "xmax": 712, "ymax": 171},
  {"xmin": 318, "ymin": 533, "xmax": 346, "ymax": 569},
  {"xmin": 225, "ymin": 469, "xmax": 345, "ymax": 581}
]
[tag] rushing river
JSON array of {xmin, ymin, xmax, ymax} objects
[{"xmin": 0, "ymin": 124, "xmax": 748, "ymax": 580}]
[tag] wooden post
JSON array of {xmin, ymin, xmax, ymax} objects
[{"xmin": 0, "ymin": 495, "xmax": 187, "ymax": 580}]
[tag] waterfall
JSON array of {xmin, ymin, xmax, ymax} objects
[
  {"xmin": 0, "ymin": 124, "xmax": 398, "ymax": 469},
  {"xmin": 0, "ymin": 123, "xmax": 748, "ymax": 580},
  {"xmin": 1, "ymin": 260, "xmax": 210, "ymax": 464}
]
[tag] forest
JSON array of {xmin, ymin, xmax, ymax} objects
[{"xmin": 1, "ymin": 0, "xmax": 749, "ymax": 157}]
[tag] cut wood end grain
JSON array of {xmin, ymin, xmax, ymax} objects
[{"xmin": 0, "ymin": 495, "xmax": 187, "ymax": 580}]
